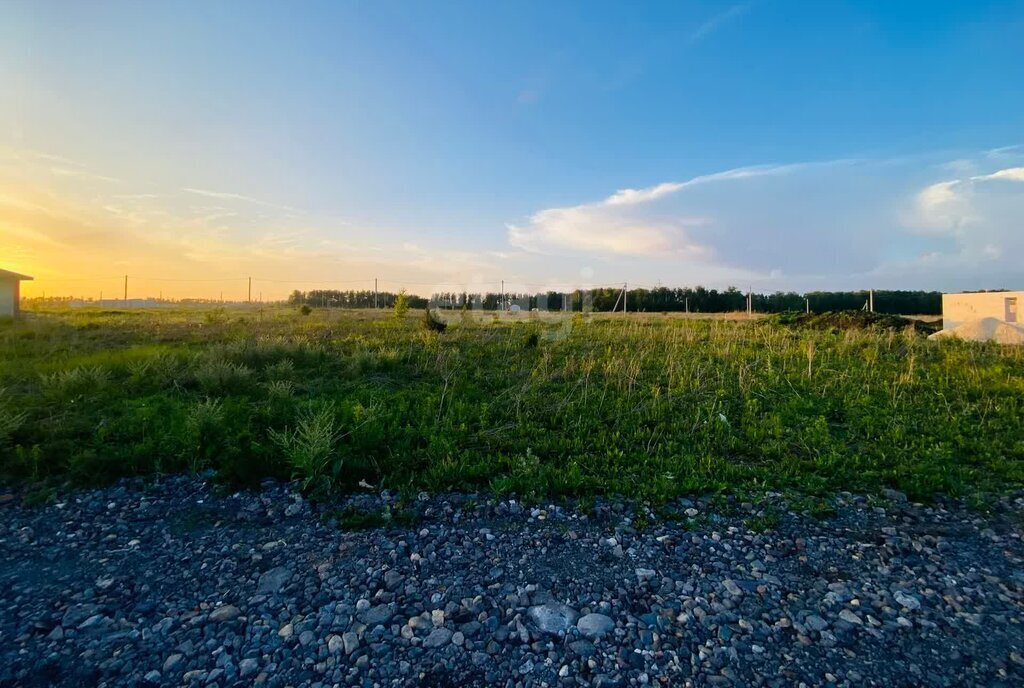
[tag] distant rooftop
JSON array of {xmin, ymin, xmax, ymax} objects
[{"xmin": 0, "ymin": 269, "xmax": 33, "ymax": 281}]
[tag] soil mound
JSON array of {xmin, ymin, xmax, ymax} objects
[{"xmin": 772, "ymin": 310, "xmax": 939, "ymax": 334}]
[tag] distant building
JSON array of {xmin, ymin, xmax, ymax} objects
[
  {"xmin": 0, "ymin": 268, "xmax": 33, "ymax": 318},
  {"xmin": 941, "ymin": 291, "xmax": 1022, "ymax": 330}
]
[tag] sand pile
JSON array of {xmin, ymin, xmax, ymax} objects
[{"xmin": 929, "ymin": 317, "xmax": 1024, "ymax": 344}]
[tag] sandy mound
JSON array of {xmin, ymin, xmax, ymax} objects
[{"xmin": 929, "ymin": 317, "xmax": 1024, "ymax": 344}]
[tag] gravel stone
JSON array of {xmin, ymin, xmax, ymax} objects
[
  {"xmin": 256, "ymin": 565, "xmax": 292, "ymax": 595},
  {"xmin": 528, "ymin": 602, "xmax": 580, "ymax": 635},
  {"xmin": 1, "ymin": 476, "xmax": 1021, "ymax": 687},
  {"xmin": 422, "ymin": 627, "xmax": 453, "ymax": 648},
  {"xmin": 577, "ymin": 613, "xmax": 616, "ymax": 638},
  {"xmin": 207, "ymin": 605, "xmax": 240, "ymax": 622}
]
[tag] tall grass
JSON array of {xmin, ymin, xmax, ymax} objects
[{"xmin": 0, "ymin": 305, "xmax": 1021, "ymax": 501}]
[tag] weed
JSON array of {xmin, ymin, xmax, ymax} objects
[
  {"xmin": 264, "ymin": 379, "xmax": 295, "ymax": 398},
  {"xmin": 22, "ymin": 484, "xmax": 57, "ymax": 508},
  {"xmin": 745, "ymin": 509, "xmax": 781, "ymax": 532},
  {"xmin": 192, "ymin": 358, "xmax": 252, "ymax": 394},
  {"xmin": 269, "ymin": 404, "xmax": 343, "ymax": 493},
  {"xmin": 326, "ymin": 504, "xmax": 420, "ymax": 530},
  {"xmin": 185, "ymin": 398, "xmax": 225, "ymax": 472},
  {"xmin": 42, "ymin": 365, "xmax": 110, "ymax": 398},
  {"xmin": 633, "ymin": 511, "xmax": 651, "ymax": 531}
]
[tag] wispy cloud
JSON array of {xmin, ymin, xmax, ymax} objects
[
  {"xmin": 604, "ymin": 162, "xmax": 830, "ymax": 206},
  {"xmin": 182, "ymin": 187, "xmax": 298, "ymax": 212},
  {"xmin": 689, "ymin": 3, "xmax": 751, "ymax": 44}
]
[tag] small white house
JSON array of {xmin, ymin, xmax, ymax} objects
[
  {"xmin": 942, "ymin": 291, "xmax": 1022, "ymax": 330},
  {"xmin": 0, "ymin": 268, "xmax": 33, "ymax": 318}
]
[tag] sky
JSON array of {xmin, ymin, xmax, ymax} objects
[{"xmin": 1, "ymin": 0, "xmax": 1023, "ymax": 300}]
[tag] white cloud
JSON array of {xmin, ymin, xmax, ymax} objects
[
  {"xmin": 507, "ymin": 161, "xmax": 838, "ymax": 257},
  {"xmin": 971, "ymin": 167, "xmax": 1024, "ymax": 182},
  {"xmin": 898, "ymin": 162, "xmax": 1024, "ymax": 282},
  {"xmin": 508, "ymin": 207, "xmax": 706, "ymax": 257}
]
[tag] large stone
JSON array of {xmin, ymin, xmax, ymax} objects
[
  {"xmin": 839, "ymin": 609, "xmax": 863, "ymax": 625},
  {"xmin": 527, "ymin": 602, "xmax": 579, "ymax": 635},
  {"xmin": 894, "ymin": 591, "xmax": 921, "ymax": 611},
  {"xmin": 257, "ymin": 566, "xmax": 293, "ymax": 595},
  {"xmin": 209, "ymin": 605, "xmax": 241, "ymax": 622},
  {"xmin": 384, "ymin": 569, "xmax": 403, "ymax": 590},
  {"xmin": 239, "ymin": 658, "xmax": 258, "ymax": 678},
  {"xmin": 61, "ymin": 604, "xmax": 101, "ymax": 628},
  {"xmin": 361, "ymin": 603, "xmax": 394, "ymax": 626},
  {"xmin": 422, "ymin": 627, "xmax": 453, "ymax": 648},
  {"xmin": 577, "ymin": 613, "xmax": 616, "ymax": 638},
  {"xmin": 722, "ymin": 579, "xmax": 743, "ymax": 597},
  {"xmin": 804, "ymin": 614, "xmax": 829, "ymax": 632}
]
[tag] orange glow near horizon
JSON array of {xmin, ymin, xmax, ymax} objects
[{"xmin": 0, "ymin": 156, "xmax": 489, "ymax": 302}]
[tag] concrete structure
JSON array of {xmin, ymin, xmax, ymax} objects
[
  {"xmin": 0, "ymin": 269, "xmax": 33, "ymax": 318},
  {"xmin": 941, "ymin": 291, "xmax": 1022, "ymax": 330}
]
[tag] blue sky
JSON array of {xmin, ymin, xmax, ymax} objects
[{"xmin": 1, "ymin": 1, "xmax": 1022, "ymax": 298}]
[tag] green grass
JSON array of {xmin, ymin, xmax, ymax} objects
[
  {"xmin": 1, "ymin": 305, "xmax": 1022, "ymax": 502},
  {"xmin": 324, "ymin": 504, "xmax": 421, "ymax": 530}
]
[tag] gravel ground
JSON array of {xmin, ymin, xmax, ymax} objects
[{"xmin": 2, "ymin": 477, "xmax": 1023, "ymax": 688}]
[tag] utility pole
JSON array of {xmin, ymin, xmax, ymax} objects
[
  {"xmin": 624, "ymin": 283, "xmax": 628, "ymax": 314},
  {"xmin": 685, "ymin": 296, "xmax": 689, "ymax": 314},
  {"xmin": 248, "ymin": 277, "xmax": 252, "ymax": 303},
  {"xmin": 869, "ymin": 289, "xmax": 874, "ymax": 313},
  {"xmin": 374, "ymin": 278, "xmax": 378, "ymax": 309},
  {"xmin": 805, "ymin": 297, "xmax": 810, "ymax": 314},
  {"xmin": 124, "ymin": 275, "xmax": 128, "ymax": 304},
  {"xmin": 501, "ymin": 280, "xmax": 504, "ymax": 312}
]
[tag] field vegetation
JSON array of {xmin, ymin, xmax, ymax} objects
[{"xmin": 1, "ymin": 305, "xmax": 1021, "ymax": 502}]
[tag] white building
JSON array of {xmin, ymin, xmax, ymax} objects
[
  {"xmin": 0, "ymin": 268, "xmax": 33, "ymax": 318},
  {"xmin": 942, "ymin": 291, "xmax": 1021, "ymax": 330}
]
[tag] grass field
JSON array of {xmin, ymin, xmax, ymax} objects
[{"xmin": 1, "ymin": 305, "xmax": 1021, "ymax": 502}]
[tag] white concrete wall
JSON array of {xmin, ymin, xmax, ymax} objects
[
  {"xmin": 942, "ymin": 291, "xmax": 1024, "ymax": 330},
  {"xmin": 0, "ymin": 281, "xmax": 16, "ymax": 318}
]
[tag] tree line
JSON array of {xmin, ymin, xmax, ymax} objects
[
  {"xmin": 289, "ymin": 287, "xmax": 942, "ymax": 315},
  {"xmin": 287, "ymin": 289, "xmax": 428, "ymax": 309}
]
